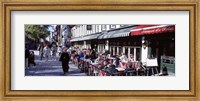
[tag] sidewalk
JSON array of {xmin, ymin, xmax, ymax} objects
[{"xmin": 25, "ymin": 50, "xmax": 86, "ymax": 76}]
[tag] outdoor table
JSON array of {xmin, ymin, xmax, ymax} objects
[
  {"xmin": 115, "ymin": 67, "xmax": 125, "ymax": 71},
  {"xmin": 115, "ymin": 67, "xmax": 126, "ymax": 76}
]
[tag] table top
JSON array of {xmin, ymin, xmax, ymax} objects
[{"xmin": 115, "ymin": 67, "xmax": 125, "ymax": 71}]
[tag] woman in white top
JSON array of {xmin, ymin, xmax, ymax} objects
[
  {"xmin": 57, "ymin": 46, "xmax": 62, "ymax": 56},
  {"xmin": 43, "ymin": 45, "xmax": 51, "ymax": 61}
]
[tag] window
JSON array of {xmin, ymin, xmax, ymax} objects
[
  {"xmin": 120, "ymin": 25, "xmax": 129, "ymax": 27},
  {"xmin": 96, "ymin": 25, "xmax": 99, "ymax": 32},
  {"xmin": 102, "ymin": 25, "xmax": 106, "ymax": 31},
  {"xmin": 119, "ymin": 47, "xmax": 122, "ymax": 55},
  {"xmin": 125, "ymin": 47, "xmax": 128, "ymax": 56},
  {"xmin": 110, "ymin": 25, "xmax": 116, "ymax": 29},
  {"xmin": 136, "ymin": 48, "xmax": 141, "ymax": 61},
  {"xmin": 115, "ymin": 47, "xmax": 117, "ymax": 55},
  {"xmin": 86, "ymin": 25, "xmax": 92, "ymax": 30}
]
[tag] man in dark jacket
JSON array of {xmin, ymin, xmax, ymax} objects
[
  {"xmin": 25, "ymin": 48, "xmax": 30, "ymax": 68},
  {"xmin": 59, "ymin": 46, "xmax": 70, "ymax": 75}
]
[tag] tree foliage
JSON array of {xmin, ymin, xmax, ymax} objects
[{"xmin": 25, "ymin": 25, "xmax": 51, "ymax": 42}]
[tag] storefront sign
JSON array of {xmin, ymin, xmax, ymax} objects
[
  {"xmin": 131, "ymin": 25, "xmax": 175, "ymax": 36},
  {"xmin": 141, "ymin": 26, "xmax": 175, "ymax": 34}
]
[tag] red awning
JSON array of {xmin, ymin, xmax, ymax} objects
[{"xmin": 130, "ymin": 25, "xmax": 175, "ymax": 36}]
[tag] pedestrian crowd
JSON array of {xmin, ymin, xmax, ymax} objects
[
  {"xmin": 26, "ymin": 42, "xmax": 72, "ymax": 75},
  {"xmin": 25, "ymin": 42, "xmax": 62, "ymax": 69}
]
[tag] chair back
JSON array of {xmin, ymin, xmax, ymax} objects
[{"xmin": 98, "ymin": 70, "xmax": 107, "ymax": 76}]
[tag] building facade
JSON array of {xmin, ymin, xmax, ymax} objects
[{"xmin": 70, "ymin": 24, "xmax": 175, "ymax": 73}]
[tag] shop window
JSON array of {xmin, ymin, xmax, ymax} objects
[
  {"xmin": 119, "ymin": 47, "xmax": 122, "ymax": 55},
  {"xmin": 110, "ymin": 47, "xmax": 113, "ymax": 56},
  {"xmin": 125, "ymin": 47, "xmax": 128, "ymax": 56},
  {"xmin": 136, "ymin": 48, "xmax": 141, "ymax": 61},
  {"xmin": 115, "ymin": 47, "xmax": 117, "ymax": 55},
  {"xmin": 130, "ymin": 48, "xmax": 134, "ymax": 56}
]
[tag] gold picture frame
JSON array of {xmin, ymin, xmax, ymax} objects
[{"xmin": 0, "ymin": 0, "xmax": 199, "ymax": 101}]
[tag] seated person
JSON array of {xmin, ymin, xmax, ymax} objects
[
  {"xmin": 95, "ymin": 60, "xmax": 107, "ymax": 75},
  {"xmin": 78, "ymin": 51, "xmax": 84, "ymax": 59},
  {"xmin": 100, "ymin": 60, "xmax": 108, "ymax": 68},
  {"xmin": 128, "ymin": 54, "xmax": 134, "ymax": 62},
  {"xmin": 124, "ymin": 63, "xmax": 135, "ymax": 76},
  {"xmin": 94, "ymin": 55, "xmax": 103, "ymax": 63},
  {"xmin": 103, "ymin": 63, "xmax": 117, "ymax": 76},
  {"xmin": 113, "ymin": 55, "xmax": 120, "ymax": 67},
  {"xmin": 85, "ymin": 53, "xmax": 91, "ymax": 59}
]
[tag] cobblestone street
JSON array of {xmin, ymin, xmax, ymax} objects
[{"xmin": 25, "ymin": 50, "xmax": 86, "ymax": 76}]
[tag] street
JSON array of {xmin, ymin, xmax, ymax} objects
[{"xmin": 25, "ymin": 50, "xmax": 86, "ymax": 76}]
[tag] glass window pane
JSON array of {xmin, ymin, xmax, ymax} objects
[{"xmin": 136, "ymin": 48, "xmax": 141, "ymax": 61}]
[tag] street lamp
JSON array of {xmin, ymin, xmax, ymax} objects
[
  {"xmin": 142, "ymin": 41, "xmax": 147, "ymax": 49},
  {"xmin": 142, "ymin": 37, "xmax": 147, "ymax": 49}
]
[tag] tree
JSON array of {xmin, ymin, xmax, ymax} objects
[{"xmin": 25, "ymin": 25, "xmax": 51, "ymax": 43}]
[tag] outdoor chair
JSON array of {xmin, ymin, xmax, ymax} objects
[
  {"xmin": 88, "ymin": 62, "xmax": 99, "ymax": 76},
  {"xmin": 98, "ymin": 70, "xmax": 107, "ymax": 76},
  {"xmin": 84, "ymin": 59, "xmax": 91, "ymax": 75},
  {"xmin": 124, "ymin": 62, "xmax": 136, "ymax": 76},
  {"xmin": 93, "ymin": 67, "xmax": 100, "ymax": 76},
  {"xmin": 136, "ymin": 62, "xmax": 146, "ymax": 76},
  {"xmin": 78, "ymin": 58, "xmax": 85, "ymax": 72}
]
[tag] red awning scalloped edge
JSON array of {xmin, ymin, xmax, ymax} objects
[{"xmin": 130, "ymin": 25, "xmax": 175, "ymax": 36}]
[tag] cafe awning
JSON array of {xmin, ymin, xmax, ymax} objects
[
  {"xmin": 71, "ymin": 32, "xmax": 102, "ymax": 42},
  {"xmin": 79, "ymin": 32, "xmax": 102, "ymax": 41},
  {"xmin": 130, "ymin": 25, "xmax": 175, "ymax": 36},
  {"xmin": 98, "ymin": 26, "xmax": 136, "ymax": 39},
  {"xmin": 70, "ymin": 37, "xmax": 82, "ymax": 42}
]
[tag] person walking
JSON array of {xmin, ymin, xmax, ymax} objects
[
  {"xmin": 43, "ymin": 44, "xmax": 51, "ymax": 62},
  {"xmin": 59, "ymin": 46, "xmax": 70, "ymax": 75},
  {"xmin": 37, "ymin": 43, "xmax": 44, "ymax": 60},
  {"xmin": 29, "ymin": 51, "xmax": 36, "ymax": 66},
  {"xmin": 57, "ymin": 46, "xmax": 62, "ymax": 56},
  {"xmin": 51, "ymin": 44, "xmax": 57, "ymax": 61},
  {"xmin": 25, "ymin": 47, "xmax": 30, "ymax": 69}
]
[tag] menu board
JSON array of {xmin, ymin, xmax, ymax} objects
[{"xmin": 146, "ymin": 58, "xmax": 158, "ymax": 67}]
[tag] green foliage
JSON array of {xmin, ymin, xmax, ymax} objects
[{"xmin": 25, "ymin": 25, "xmax": 51, "ymax": 42}]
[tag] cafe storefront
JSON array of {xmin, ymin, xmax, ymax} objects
[{"xmin": 130, "ymin": 25, "xmax": 175, "ymax": 73}]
